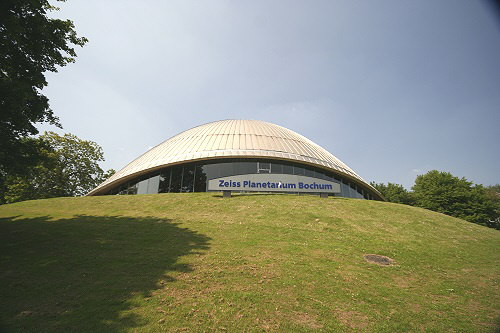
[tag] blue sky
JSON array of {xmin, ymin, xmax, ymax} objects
[{"xmin": 40, "ymin": 0, "xmax": 500, "ymax": 188}]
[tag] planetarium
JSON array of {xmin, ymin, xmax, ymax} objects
[{"xmin": 87, "ymin": 119, "xmax": 384, "ymax": 200}]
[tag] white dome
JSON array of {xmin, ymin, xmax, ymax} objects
[{"xmin": 88, "ymin": 119, "xmax": 379, "ymax": 196}]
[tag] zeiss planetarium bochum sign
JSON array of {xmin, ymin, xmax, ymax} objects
[
  {"xmin": 208, "ymin": 174, "xmax": 340, "ymax": 193},
  {"xmin": 87, "ymin": 119, "xmax": 383, "ymax": 200}
]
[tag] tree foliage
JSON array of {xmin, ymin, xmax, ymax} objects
[
  {"xmin": 484, "ymin": 184, "xmax": 500, "ymax": 229},
  {"xmin": 370, "ymin": 182, "xmax": 414, "ymax": 205},
  {"xmin": 0, "ymin": 0, "xmax": 87, "ymax": 177},
  {"xmin": 412, "ymin": 170, "xmax": 496, "ymax": 228},
  {"xmin": 3, "ymin": 132, "xmax": 115, "ymax": 203},
  {"xmin": 372, "ymin": 172, "xmax": 498, "ymax": 229}
]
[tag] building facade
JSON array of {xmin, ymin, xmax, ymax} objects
[{"xmin": 88, "ymin": 120, "xmax": 383, "ymax": 200}]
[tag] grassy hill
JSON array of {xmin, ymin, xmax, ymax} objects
[{"xmin": 0, "ymin": 193, "xmax": 499, "ymax": 332}]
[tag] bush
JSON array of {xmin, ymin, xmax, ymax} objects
[{"xmin": 412, "ymin": 170, "xmax": 496, "ymax": 227}]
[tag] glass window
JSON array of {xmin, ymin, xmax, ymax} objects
[
  {"xmin": 341, "ymin": 180, "xmax": 351, "ymax": 198},
  {"xmin": 147, "ymin": 174, "xmax": 160, "ymax": 194},
  {"xmin": 232, "ymin": 162, "xmax": 242, "ymax": 175},
  {"xmin": 203, "ymin": 163, "xmax": 219, "ymax": 180},
  {"xmin": 217, "ymin": 162, "xmax": 233, "ymax": 178},
  {"xmin": 233, "ymin": 160, "xmax": 252, "ymax": 175},
  {"xmin": 104, "ymin": 159, "xmax": 374, "ymax": 198},
  {"xmin": 304, "ymin": 166, "xmax": 314, "ymax": 177},
  {"xmin": 137, "ymin": 178, "xmax": 149, "ymax": 194},
  {"xmin": 170, "ymin": 166, "xmax": 183, "ymax": 192},
  {"xmin": 258, "ymin": 162, "xmax": 271, "ymax": 173},
  {"xmin": 118, "ymin": 183, "xmax": 128, "ymax": 195},
  {"xmin": 282, "ymin": 163, "xmax": 293, "ymax": 174},
  {"xmin": 194, "ymin": 164, "xmax": 207, "ymax": 192},
  {"xmin": 293, "ymin": 165, "xmax": 305, "ymax": 176},
  {"xmin": 237, "ymin": 161, "xmax": 256, "ymax": 175},
  {"xmin": 354, "ymin": 186, "xmax": 363, "ymax": 199},
  {"xmin": 270, "ymin": 163, "xmax": 282, "ymax": 174},
  {"xmin": 350, "ymin": 183, "xmax": 357, "ymax": 196},
  {"xmin": 313, "ymin": 170, "xmax": 323, "ymax": 179},
  {"xmin": 109, "ymin": 185, "xmax": 121, "ymax": 195},
  {"xmin": 324, "ymin": 172, "xmax": 333, "ymax": 181},
  {"xmin": 357, "ymin": 187, "xmax": 364, "ymax": 199},
  {"xmin": 363, "ymin": 190, "xmax": 369, "ymax": 200},
  {"xmin": 182, "ymin": 164, "xmax": 195, "ymax": 192},
  {"xmin": 349, "ymin": 182, "xmax": 359, "ymax": 199},
  {"xmin": 127, "ymin": 182, "xmax": 138, "ymax": 195},
  {"xmin": 159, "ymin": 168, "xmax": 171, "ymax": 193}
]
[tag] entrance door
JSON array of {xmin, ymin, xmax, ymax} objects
[{"xmin": 257, "ymin": 162, "xmax": 271, "ymax": 173}]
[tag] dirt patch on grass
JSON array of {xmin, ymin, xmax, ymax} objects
[
  {"xmin": 364, "ymin": 254, "xmax": 395, "ymax": 266},
  {"xmin": 291, "ymin": 311, "xmax": 323, "ymax": 329},
  {"xmin": 336, "ymin": 310, "xmax": 369, "ymax": 330},
  {"xmin": 409, "ymin": 303, "xmax": 421, "ymax": 313},
  {"xmin": 393, "ymin": 276, "xmax": 417, "ymax": 288}
]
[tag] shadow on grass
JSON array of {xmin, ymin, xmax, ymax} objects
[{"xmin": 0, "ymin": 215, "xmax": 210, "ymax": 332}]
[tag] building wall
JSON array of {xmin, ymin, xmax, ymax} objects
[{"xmin": 103, "ymin": 158, "xmax": 380, "ymax": 200}]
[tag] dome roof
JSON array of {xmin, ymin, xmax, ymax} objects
[{"xmin": 89, "ymin": 119, "xmax": 378, "ymax": 196}]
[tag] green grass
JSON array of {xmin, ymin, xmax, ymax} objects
[{"xmin": 0, "ymin": 193, "xmax": 499, "ymax": 332}]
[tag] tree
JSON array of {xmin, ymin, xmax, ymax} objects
[
  {"xmin": 3, "ymin": 132, "xmax": 115, "ymax": 203},
  {"xmin": 370, "ymin": 182, "xmax": 414, "ymax": 205},
  {"xmin": 0, "ymin": 0, "xmax": 87, "ymax": 182},
  {"xmin": 484, "ymin": 185, "xmax": 500, "ymax": 229},
  {"xmin": 412, "ymin": 170, "xmax": 496, "ymax": 227}
]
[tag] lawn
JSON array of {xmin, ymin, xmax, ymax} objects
[{"xmin": 1, "ymin": 193, "xmax": 499, "ymax": 332}]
